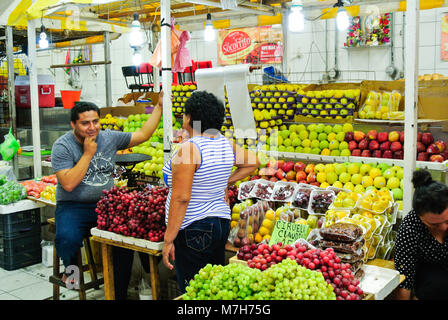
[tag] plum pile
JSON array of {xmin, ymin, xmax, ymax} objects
[
  {"xmin": 95, "ymin": 186, "xmax": 169, "ymax": 242},
  {"xmin": 237, "ymin": 242, "xmax": 364, "ymax": 300}
]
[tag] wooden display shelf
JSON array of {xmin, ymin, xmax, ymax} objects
[
  {"xmin": 259, "ymin": 150, "xmax": 448, "ymax": 172},
  {"xmin": 27, "ymin": 196, "xmax": 56, "ymax": 207},
  {"xmin": 50, "ymin": 61, "xmax": 111, "ymax": 68},
  {"xmin": 354, "ymin": 118, "xmax": 447, "ymax": 125}
]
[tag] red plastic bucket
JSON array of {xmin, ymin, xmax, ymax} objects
[{"xmin": 60, "ymin": 90, "xmax": 81, "ymax": 109}]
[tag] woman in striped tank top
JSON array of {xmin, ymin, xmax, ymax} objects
[{"xmin": 162, "ymin": 91, "xmax": 259, "ymax": 293}]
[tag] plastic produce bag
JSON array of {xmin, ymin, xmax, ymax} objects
[
  {"xmin": 138, "ymin": 278, "xmax": 152, "ymax": 300},
  {"xmin": 0, "ymin": 128, "xmax": 19, "ymax": 161}
]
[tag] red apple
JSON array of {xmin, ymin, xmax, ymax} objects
[
  {"xmin": 277, "ymin": 160, "xmax": 285, "ymax": 170},
  {"xmin": 377, "ymin": 132, "xmax": 389, "ymax": 143},
  {"xmin": 361, "ymin": 150, "xmax": 371, "ymax": 157},
  {"xmin": 354, "ymin": 131, "xmax": 366, "ymax": 142},
  {"xmin": 372, "ymin": 150, "xmax": 382, "ymax": 158},
  {"xmin": 305, "ymin": 164, "xmax": 315, "ymax": 174},
  {"xmin": 286, "ymin": 170, "xmax": 296, "ymax": 181},
  {"xmin": 435, "ymin": 140, "xmax": 447, "ymax": 153},
  {"xmin": 417, "ymin": 152, "xmax": 429, "ymax": 161},
  {"xmin": 348, "ymin": 140, "xmax": 358, "ymax": 151},
  {"xmin": 380, "ymin": 141, "xmax": 391, "ymax": 152},
  {"xmin": 430, "ymin": 154, "xmax": 444, "ymax": 162},
  {"xmin": 427, "ymin": 143, "xmax": 440, "ymax": 155},
  {"xmin": 310, "ymin": 182, "xmax": 320, "ymax": 188},
  {"xmin": 367, "ymin": 130, "xmax": 378, "ymax": 140},
  {"xmin": 306, "ymin": 172, "xmax": 316, "ymax": 183},
  {"xmin": 393, "ymin": 150, "xmax": 404, "ymax": 159},
  {"xmin": 390, "ymin": 141, "xmax": 402, "ymax": 152},
  {"xmin": 351, "ymin": 149, "xmax": 362, "ymax": 157},
  {"xmin": 345, "ymin": 132, "xmax": 355, "ymax": 142},
  {"xmin": 383, "ymin": 150, "xmax": 393, "ymax": 159},
  {"xmin": 295, "ymin": 171, "xmax": 306, "ymax": 182},
  {"xmin": 399, "ymin": 131, "xmax": 405, "ymax": 144},
  {"xmin": 369, "ymin": 140, "xmax": 380, "ymax": 150},
  {"xmin": 281, "ymin": 161, "xmax": 294, "ymax": 173},
  {"xmin": 275, "ymin": 169, "xmax": 286, "ymax": 180},
  {"xmin": 421, "ymin": 132, "xmax": 434, "ymax": 146},
  {"xmin": 358, "ymin": 139, "xmax": 369, "ymax": 150},
  {"xmin": 416, "ymin": 142, "xmax": 426, "ymax": 153},
  {"xmin": 269, "ymin": 177, "xmax": 278, "ymax": 182},
  {"xmin": 251, "ymin": 175, "xmax": 260, "ymax": 180},
  {"xmin": 294, "ymin": 162, "xmax": 306, "ymax": 172},
  {"xmin": 388, "ymin": 131, "xmax": 400, "ymax": 142}
]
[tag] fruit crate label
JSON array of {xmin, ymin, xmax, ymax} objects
[{"xmin": 269, "ymin": 220, "xmax": 309, "ymax": 246}]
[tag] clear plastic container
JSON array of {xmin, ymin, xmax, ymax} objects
[
  {"xmin": 356, "ymin": 189, "xmax": 393, "ymax": 215},
  {"xmin": 270, "ymin": 181, "xmax": 298, "ymax": 202},
  {"xmin": 238, "ymin": 180, "xmax": 256, "ymax": 200},
  {"xmin": 249, "ymin": 180, "xmax": 275, "ymax": 201},
  {"xmin": 323, "ymin": 209, "xmax": 351, "ymax": 228},
  {"xmin": 329, "ymin": 191, "xmax": 361, "ymax": 211},
  {"xmin": 326, "ymin": 186, "xmax": 351, "ymax": 195},
  {"xmin": 307, "ymin": 189, "xmax": 335, "ymax": 215},
  {"xmin": 291, "ymin": 186, "xmax": 313, "ymax": 210}
]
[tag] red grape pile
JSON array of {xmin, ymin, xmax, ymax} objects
[
  {"xmin": 237, "ymin": 242, "xmax": 364, "ymax": 300},
  {"xmin": 95, "ymin": 186, "xmax": 169, "ymax": 242},
  {"xmin": 227, "ymin": 185, "xmax": 239, "ymax": 209}
]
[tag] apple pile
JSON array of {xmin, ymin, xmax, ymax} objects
[
  {"xmin": 345, "ymin": 129, "xmax": 448, "ymax": 162},
  {"xmin": 95, "ymin": 185, "xmax": 169, "ymax": 242},
  {"xmin": 416, "ymin": 131, "xmax": 448, "ymax": 162},
  {"xmin": 237, "ymin": 242, "xmax": 364, "ymax": 300},
  {"xmin": 344, "ymin": 129, "xmax": 404, "ymax": 159}
]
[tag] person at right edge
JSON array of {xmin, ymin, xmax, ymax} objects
[
  {"xmin": 161, "ymin": 91, "xmax": 259, "ymax": 294},
  {"xmin": 393, "ymin": 169, "xmax": 448, "ymax": 300}
]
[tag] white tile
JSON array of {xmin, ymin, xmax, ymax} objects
[
  {"xmin": 368, "ymin": 47, "xmax": 391, "ymax": 71},
  {"xmin": 418, "ymin": 46, "xmax": 436, "ymax": 70},
  {"xmin": 9, "ymin": 280, "xmax": 53, "ymax": 300},
  {"xmin": 0, "ymin": 271, "xmax": 44, "ymax": 292},
  {"xmin": 0, "ymin": 268, "xmax": 22, "ymax": 279},
  {"xmin": 346, "ymin": 49, "xmax": 370, "ymax": 70},
  {"xmin": 21, "ymin": 263, "xmax": 55, "ymax": 281},
  {"xmin": 419, "ymin": 9, "xmax": 437, "ymax": 23},
  {"xmin": 419, "ymin": 22, "xmax": 437, "ymax": 47},
  {"xmin": 0, "ymin": 293, "xmax": 21, "ymax": 300}
]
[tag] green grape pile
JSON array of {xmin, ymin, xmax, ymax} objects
[
  {"xmin": 182, "ymin": 259, "xmax": 336, "ymax": 300},
  {"xmin": 183, "ymin": 263, "xmax": 262, "ymax": 300},
  {"xmin": 252, "ymin": 258, "xmax": 336, "ymax": 300}
]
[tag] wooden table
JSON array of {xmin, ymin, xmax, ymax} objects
[{"xmin": 91, "ymin": 235, "xmax": 162, "ymax": 300}]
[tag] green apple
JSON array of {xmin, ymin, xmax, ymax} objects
[
  {"xmin": 318, "ymin": 132, "xmax": 328, "ymax": 141},
  {"xmin": 330, "ymin": 150, "xmax": 340, "ymax": 156},
  {"xmin": 309, "ymin": 131, "xmax": 318, "ymax": 141},
  {"xmin": 351, "ymin": 173, "xmax": 363, "ymax": 185},
  {"xmin": 339, "ymin": 172, "xmax": 351, "ymax": 184},
  {"xmin": 311, "ymin": 140, "xmax": 320, "ymax": 149},
  {"xmin": 340, "ymin": 149, "xmax": 351, "ymax": 156},
  {"xmin": 360, "ymin": 164, "xmax": 372, "ymax": 176},
  {"xmin": 319, "ymin": 140, "xmax": 329, "ymax": 149},
  {"xmin": 392, "ymin": 188, "xmax": 403, "ymax": 200},
  {"xmin": 335, "ymin": 163, "xmax": 347, "ymax": 175},
  {"xmin": 347, "ymin": 163, "xmax": 359, "ymax": 175}
]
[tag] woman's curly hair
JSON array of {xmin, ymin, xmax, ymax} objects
[{"xmin": 184, "ymin": 91, "xmax": 225, "ymax": 133}]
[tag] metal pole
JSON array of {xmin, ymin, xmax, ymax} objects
[
  {"xmin": 104, "ymin": 31, "xmax": 112, "ymax": 107},
  {"xmin": 160, "ymin": 0, "xmax": 173, "ymax": 163},
  {"xmin": 281, "ymin": 6, "xmax": 289, "ymax": 77},
  {"xmin": 6, "ymin": 26, "xmax": 19, "ymax": 178},
  {"xmin": 27, "ymin": 19, "xmax": 42, "ymax": 179},
  {"xmin": 402, "ymin": 0, "xmax": 420, "ymax": 216}
]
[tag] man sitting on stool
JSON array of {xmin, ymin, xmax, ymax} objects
[{"xmin": 51, "ymin": 97, "xmax": 162, "ymax": 286}]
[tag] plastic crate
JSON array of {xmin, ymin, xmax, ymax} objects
[
  {"xmin": 0, "ymin": 229, "xmax": 42, "ymax": 271},
  {"xmin": 0, "ymin": 209, "xmax": 41, "ymax": 238}
]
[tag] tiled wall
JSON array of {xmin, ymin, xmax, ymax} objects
[{"xmin": 33, "ymin": 7, "xmax": 448, "ymax": 106}]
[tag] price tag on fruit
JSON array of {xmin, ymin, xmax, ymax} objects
[{"xmin": 269, "ymin": 220, "xmax": 309, "ymax": 246}]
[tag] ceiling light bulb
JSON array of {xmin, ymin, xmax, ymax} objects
[
  {"xmin": 38, "ymin": 25, "xmax": 49, "ymax": 49},
  {"xmin": 289, "ymin": 4, "xmax": 304, "ymax": 32},
  {"xmin": 336, "ymin": 7, "xmax": 350, "ymax": 31},
  {"xmin": 204, "ymin": 13, "xmax": 215, "ymax": 42},
  {"xmin": 129, "ymin": 13, "xmax": 144, "ymax": 47},
  {"xmin": 132, "ymin": 51, "xmax": 142, "ymax": 66}
]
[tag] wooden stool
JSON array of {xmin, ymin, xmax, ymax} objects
[{"xmin": 47, "ymin": 218, "xmax": 104, "ymax": 300}]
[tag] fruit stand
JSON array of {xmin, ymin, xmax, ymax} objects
[{"xmin": 2, "ymin": 0, "xmax": 447, "ymax": 302}]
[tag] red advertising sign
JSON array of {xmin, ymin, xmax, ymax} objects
[{"xmin": 217, "ymin": 26, "xmax": 283, "ymax": 65}]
